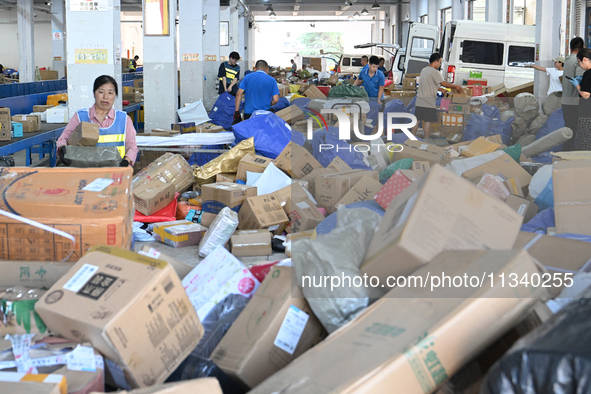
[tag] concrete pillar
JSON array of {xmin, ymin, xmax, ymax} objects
[
  {"xmin": 230, "ymin": 0, "xmax": 240, "ymax": 54},
  {"xmin": 17, "ymin": 0, "xmax": 35, "ymax": 82},
  {"xmin": 399, "ymin": 3, "xmax": 409, "ymax": 46},
  {"xmin": 143, "ymin": 0, "xmax": 178, "ymax": 131},
  {"xmin": 238, "ymin": 6, "xmax": 247, "ymax": 68},
  {"xmin": 179, "ymin": 0, "xmax": 203, "ymax": 107},
  {"xmin": 534, "ymin": 0, "xmax": 562, "ymax": 99},
  {"xmin": 451, "ymin": 0, "xmax": 464, "ymax": 20},
  {"xmin": 428, "ymin": 1, "xmax": 437, "ymax": 27},
  {"xmin": 65, "ymin": 0, "xmax": 122, "ymax": 114},
  {"xmin": 202, "ymin": 0, "xmax": 221, "ymax": 110},
  {"xmin": 486, "ymin": 0, "xmax": 506, "ymax": 23},
  {"xmin": 51, "ymin": 0, "xmax": 66, "ymax": 79}
]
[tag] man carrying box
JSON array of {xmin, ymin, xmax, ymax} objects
[{"xmin": 411, "ymin": 53, "xmax": 463, "ymax": 138}]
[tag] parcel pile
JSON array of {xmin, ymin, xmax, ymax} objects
[{"xmin": 1, "ymin": 97, "xmax": 591, "ymax": 394}]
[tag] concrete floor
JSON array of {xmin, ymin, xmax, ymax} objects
[{"xmin": 132, "ymin": 239, "xmax": 288, "ymax": 268}]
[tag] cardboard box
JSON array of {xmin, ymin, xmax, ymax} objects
[
  {"xmin": 411, "ymin": 161, "xmax": 430, "ymax": 177},
  {"xmin": 301, "ymin": 168, "xmax": 336, "ymax": 196},
  {"xmin": 0, "ymin": 107, "xmax": 11, "ymax": 140},
  {"xmin": 195, "ymin": 122, "xmax": 224, "ymax": 133},
  {"xmin": 374, "ymin": 169, "xmax": 418, "ymax": 209},
  {"xmin": 362, "ymin": 165, "xmax": 523, "ymax": 283},
  {"xmin": 0, "ymin": 373, "xmax": 66, "ymax": 394},
  {"xmin": 0, "ymin": 261, "xmax": 72, "ymax": 289},
  {"xmin": 36, "ymin": 246, "xmax": 203, "ymax": 388},
  {"xmin": 152, "ymin": 220, "xmax": 208, "ymax": 248},
  {"xmin": 171, "ymin": 122, "xmax": 196, "ymax": 134},
  {"xmin": 506, "ymin": 81, "xmax": 534, "ymax": 97},
  {"xmin": 504, "ymin": 178, "xmax": 524, "ymax": 197},
  {"xmin": 107, "ymin": 379, "xmax": 223, "ymax": 394},
  {"xmin": 327, "ymin": 156, "xmax": 352, "ymax": 172},
  {"xmin": 216, "ymin": 173, "xmax": 236, "ymax": 183},
  {"xmin": 67, "ymin": 121, "xmax": 99, "ymax": 146},
  {"xmin": 447, "ymin": 102, "xmax": 469, "ymax": 114},
  {"xmin": 314, "ymin": 170, "xmax": 379, "ymax": 214},
  {"xmin": 450, "ymin": 87, "xmax": 473, "ymax": 104},
  {"xmin": 273, "ymin": 142, "xmax": 323, "ymax": 179},
  {"xmin": 133, "ymin": 152, "xmax": 195, "ymax": 194},
  {"xmin": 310, "ymin": 58, "xmax": 322, "ymax": 69},
  {"xmin": 134, "ymin": 79, "xmax": 144, "ymax": 89},
  {"xmin": 506, "ymin": 194, "xmax": 539, "ymax": 223},
  {"xmin": 237, "ymin": 153, "xmax": 274, "ymax": 182},
  {"xmin": 133, "ymin": 180, "xmax": 175, "ymax": 216},
  {"xmin": 201, "ymin": 182, "xmax": 257, "ymax": 213},
  {"xmin": 11, "ymin": 116, "xmax": 37, "ymax": 133},
  {"xmin": 395, "ymin": 140, "xmax": 451, "ymax": 166},
  {"xmin": 326, "ymin": 74, "xmax": 339, "ymax": 86},
  {"xmin": 33, "ymin": 105, "xmax": 55, "ymax": 112},
  {"xmin": 402, "ymin": 77, "xmax": 417, "ymax": 90},
  {"xmin": 211, "ymin": 266, "xmax": 326, "ymax": 389},
  {"xmin": 551, "ymin": 151, "xmax": 591, "ymax": 163},
  {"xmin": 238, "ymin": 194, "xmax": 290, "ymax": 230},
  {"xmin": 39, "ymin": 70, "xmax": 59, "ymax": 80},
  {"xmin": 122, "ymin": 92, "xmax": 142, "ymax": 103},
  {"xmin": 230, "ymin": 229, "xmax": 272, "ymax": 257},
  {"xmin": 439, "ymin": 125, "xmax": 464, "ymax": 138},
  {"xmin": 138, "ymin": 245, "xmax": 194, "ymax": 279},
  {"xmin": 274, "ymin": 182, "xmax": 312, "ymax": 215},
  {"xmin": 183, "ymin": 245, "xmax": 260, "ymax": 320},
  {"xmin": 513, "ymin": 231, "xmax": 591, "ymax": 274},
  {"xmin": 303, "ymin": 85, "xmax": 326, "ymax": 99},
  {"xmin": 335, "ymin": 174, "xmax": 383, "ymax": 207},
  {"xmin": 150, "ymin": 128, "xmax": 175, "ymax": 137},
  {"xmin": 446, "ymin": 133, "xmax": 464, "ymax": 144},
  {"xmin": 553, "ymin": 161, "xmax": 591, "ymax": 235},
  {"xmin": 275, "ymin": 106, "xmax": 306, "ymax": 125},
  {"xmin": 461, "ymin": 152, "xmax": 532, "ymax": 196},
  {"xmin": 277, "ymin": 84, "xmax": 290, "ymax": 98},
  {"xmin": 0, "ymin": 167, "xmax": 133, "ymax": 261},
  {"xmin": 441, "ymin": 113, "xmax": 464, "ymax": 127},
  {"xmin": 447, "ymin": 134, "xmax": 505, "ymax": 153},
  {"xmin": 10, "ymin": 122, "xmax": 23, "ymax": 138},
  {"xmin": 291, "ymin": 119, "xmax": 308, "ymax": 134},
  {"xmin": 251, "ymin": 250, "xmax": 543, "ymax": 394},
  {"xmin": 287, "ymin": 198, "xmax": 324, "ymax": 233}
]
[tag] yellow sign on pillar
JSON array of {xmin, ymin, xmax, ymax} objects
[
  {"xmin": 182, "ymin": 53, "xmax": 199, "ymax": 62},
  {"xmin": 74, "ymin": 49, "xmax": 108, "ymax": 64}
]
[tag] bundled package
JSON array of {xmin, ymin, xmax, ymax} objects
[
  {"xmin": 152, "ymin": 220, "xmax": 208, "ymax": 248},
  {"xmin": 198, "ymin": 207, "xmax": 239, "ymax": 257}
]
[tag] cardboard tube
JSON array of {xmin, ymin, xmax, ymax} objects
[{"xmin": 522, "ymin": 127, "xmax": 573, "ymax": 157}]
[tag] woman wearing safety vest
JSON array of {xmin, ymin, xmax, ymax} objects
[{"xmin": 56, "ymin": 75, "xmax": 138, "ymax": 167}]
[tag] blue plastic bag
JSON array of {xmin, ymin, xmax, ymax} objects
[
  {"xmin": 534, "ymin": 175, "xmax": 554, "ymax": 211},
  {"xmin": 482, "ymin": 104, "xmax": 500, "ymax": 119},
  {"xmin": 535, "ymin": 108, "xmax": 566, "ymax": 153},
  {"xmin": 364, "ymin": 101, "xmax": 382, "ymax": 135},
  {"xmin": 208, "ymin": 92, "xmax": 236, "ymax": 130},
  {"xmin": 311, "ymin": 127, "xmax": 371, "ymax": 169},
  {"xmin": 231, "ymin": 112, "xmax": 291, "ymax": 159},
  {"xmin": 520, "ymin": 208, "xmax": 555, "ymax": 233},
  {"xmin": 272, "ymin": 97, "xmax": 290, "ymax": 112},
  {"xmin": 463, "ymin": 114, "xmax": 514, "ymax": 145},
  {"xmin": 188, "ymin": 144, "xmax": 224, "ymax": 166},
  {"xmin": 315, "ymin": 200, "xmax": 385, "ymax": 236},
  {"xmin": 290, "ymin": 97, "xmax": 312, "ymax": 118}
]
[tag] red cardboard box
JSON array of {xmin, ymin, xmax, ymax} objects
[{"xmin": 374, "ymin": 170, "xmax": 418, "ymax": 210}]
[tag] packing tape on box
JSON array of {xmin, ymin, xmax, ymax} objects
[{"xmin": 0, "ymin": 209, "xmax": 76, "ymax": 262}]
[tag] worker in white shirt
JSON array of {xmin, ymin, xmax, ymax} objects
[{"xmin": 530, "ymin": 56, "xmax": 565, "ymax": 95}]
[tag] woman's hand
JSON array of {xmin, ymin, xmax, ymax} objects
[{"xmin": 582, "ymin": 91, "xmax": 591, "ymax": 99}]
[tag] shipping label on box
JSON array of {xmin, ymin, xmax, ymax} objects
[
  {"xmin": 442, "ymin": 113, "xmax": 464, "ymax": 127},
  {"xmin": 201, "ymin": 182, "xmax": 257, "ymax": 214},
  {"xmin": 447, "ymin": 103, "xmax": 468, "ymax": 114},
  {"xmin": 238, "ymin": 194, "xmax": 290, "ymax": 230}
]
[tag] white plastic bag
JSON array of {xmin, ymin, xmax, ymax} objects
[
  {"xmin": 177, "ymin": 100, "xmax": 211, "ymax": 124},
  {"xmin": 198, "ymin": 207, "xmax": 239, "ymax": 257},
  {"xmin": 252, "ymin": 163, "xmax": 292, "ymax": 196}
]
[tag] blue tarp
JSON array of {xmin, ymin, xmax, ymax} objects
[
  {"xmin": 535, "ymin": 108, "xmax": 566, "ymax": 153},
  {"xmin": 482, "ymin": 104, "xmax": 501, "ymax": 119},
  {"xmin": 520, "ymin": 208, "xmax": 555, "ymax": 234},
  {"xmin": 463, "ymin": 113, "xmax": 514, "ymax": 145},
  {"xmin": 272, "ymin": 97, "xmax": 290, "ymax": 112},
  {"xmin": 208, "ymin": 92, "xmax": 236, "ymax": 130},
  {"xmin": 231, "ymin": 112, "xmax": 292, "ymax": 159},
  {"xmin": 311, "ymin": 127, "xmax": 372, "ymax": 170}
]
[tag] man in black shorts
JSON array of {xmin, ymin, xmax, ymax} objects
[{"xmin": 412, "ymin": 53, "xmax": 462, "ymax": 138}]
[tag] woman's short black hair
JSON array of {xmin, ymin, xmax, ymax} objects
[
  {"xmin": 577, "ymin": 48, "xmax": 591, "ymax": 62},
  {"xmin": 93, "ymin": 75, "xmax": 118, "ymax": 96}
]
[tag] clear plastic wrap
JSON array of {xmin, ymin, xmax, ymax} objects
[
  {"xmin": 153, "ymin": 220, "xmax": 208, "ymax": 248},
  {"xmin": 476, "ymin": 174, "xmax": 511, "ymax": 202},
  {"xmin": 198, "ymin": 207, "xmax": 239, "ymax": 257},
  {"xmin": 64, "ymin": 146, "xmax": 121, "ymax": 167},
  {"xmin": 1, "ymin": 287, "xmax": 47, "ymax": 339}
]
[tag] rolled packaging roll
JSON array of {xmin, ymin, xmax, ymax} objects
[{"xmin": 522, "ymin": 127, "xmax": 573, "ymax": 157}]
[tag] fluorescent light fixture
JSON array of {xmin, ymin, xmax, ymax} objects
[
  {"xmin": 361, "ymin": 7, "xmax": 369, "ymax": 15},
  {"xmin": 354, "ymin": 11, "xmax": 360, "ymax": 18},
  {"xmin": 269, "ymin": 11, "xmax": 276, "ymax": 18},
  {"xmin": 371, "ymin": 3, "xmax": 380, "ymax": 9}
]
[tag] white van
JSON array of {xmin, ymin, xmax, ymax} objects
[
  {"xmin": 337, "ymin": 53, "xmax": 372, "ymax": 74},
  {"xmin": 404, "ymin": 21, "xmax": 535, "ymax": 89}
]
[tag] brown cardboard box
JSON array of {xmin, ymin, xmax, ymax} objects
[
  {"xmin": 447, "ymin": 102, "xmax": 469, "ymax": 114},
  {"xmin": 211, "ymin": 266, "xmax": 326, "ymax": 389},
  {"xmin": 446, "ymin": 133, "xmax": 463, "ymax": 144},
  {"xmin": 310, "ymin": 58, "xmax": 322, "ymax": 69},
  {"xmin": 201, "ymin": 182, "xmax": 257, "ymax": 214},
  {"xmin": 230, "ymin": 229, "xmax": 272, "ymax": 257},
  {"xmin": 12, "ymin": 114, "xmax": 40, "ymax": 132},
  {"xmin": 33, "ymin": 105, "xmax": 55, "ymax": 112},
  {"xmin": 315, "ymin": 170, "xmax": 379, "ymax": 214},
  {"xmin": 238, "ymin": 194, "xmax": 290, "ymax": 230},
  {"xmin": 402, "ymin": 77, "xmax": 417, "ymax": 90},
  {"xmin": 303, "ymin": 85, "xmax": 326, "ymax": 99},
  {"xmin": 0, "ymin": 106, "xmax": 10, "ymax": 140},
  {"xmin": 250, "ymin": 250, "xmax": 544, "ymax": 394},
  {"xmin": 327, "ymin": 156, "xmax": 352, "ymax": 172},
  {"xmin": 274, "ymin": 182, "xmax": 311, "ymax": 215},
  {"xmin": 150, "ymin": 128, "xmax": 175, "ymax": 137},
  {"xmin": 0, "ymin": 261, "xmax": 72, "ymax": 289},
  {"xmin": 138, "ymin": 245, "xmax": 194, "ymax": 279},
  {"xmin": 326, "ymin": 74, "xmax": 339, "ymax": 86},
  {"xmin": 291, "ymin": 119, "xmax": 308, "ymax": 134},
  {"xmin": 36, "ymin": 246, "xmax": 203, "ymax": 389},
  {"xmin": 553, "ymin": 160, "xmax": 591, "ymax": 235},
  {"xmin": 0, "ymin": 377, "xmax": 63, "ymax": 394},
  {"xmin": 506, "ymin": 194, "xmax": 539, "ymax": 223},
  {"xmin": 504, "ymin": 178, "xmax": 524, "ymax": 197},
  {"xmin": 273, "ymin": 142, "xmax": 323, "ymax": 179},
  {"xmin": 439, "ymin": 125, "xmax": 464, "ymax": 138},
  {"xmin": 134, "ymin": 180, "xmax": 176, "ymax": 216},
  {"xmin": 0, "ymin": 167, "xmax": 133, "ymax": 261},
  {"xmin": 395, "ymin": 140, "xmax": 451, "ymax": 166},
  {"xmin": 195, "ymin": 122, "xmax": 224, "ymax": 133},
  {"xmin": 441, "ymin": 113, "xmax": 465, "ymax": 127},
  {"xmin": 39, "ymin": 70, "xmax": 59, "ymax": 80},
  {"xmin": 462, "ymin": 152, "xmax": 532, "ymax": 196},
  {"xmin": 513, "ymin": 231, "xmax": 591, "ymax": 274},
  {"xmin": 335, "ymin": 174, "xmax": 383, "ymax": 206},
  {"xmin": 67, "ymin": 121, "xmax": 99, "ymax": 146},
  {"xmin": 275, "ymin": 106, "xmax": 306, "ymax": 125},
  {"xmin": 237, "ymin": 153, "xmax": 274, "ymax": 182},
  {"xmin": 447, "ymin": 134, "xmax": 505, "ymax": 152},
  {"xmin": 277, "ymin": 84, "xmax": 289, "ymax": 98},
  {"xmin": 133, "ymin": 152, "xmax": 195, "ymax": 194},
  {"xmin": 287, "ymin": 198, "xmax": 324, "ymax": 233},
  {"xmin": 216, "ymin": 173, "xmax": 237, "ymax": 183},
  {"xmin": 297, "ymin": 83, "xmax": 309, "ymax": 94},
  {"xmin": 133, "ymin": 79, "xmax": 144, "ymax": 89},
  {"xmin": 551, "ymin": 151, "xmax": 591, "ymax": 163},
  {"xmin": 411, "ymin": 161, "xmax": 430, "ymax": 177},
  {"xmin": 451, "ymin": 87, "xmax": 473, "ymax": 103},
  {"xmin": 301, "ymin": 168, "xmax": 336, "ymax": 196},
  {"xmin": 102, "ymin": 378, "xmax": 223, "ymax": 394},
  {"xmin": 123, "ymin": 92, "xmax": 142, "ymax": 103},
  {"xmin": 361, "ymin": 165, "xmax": 523, "ymax": 283}
]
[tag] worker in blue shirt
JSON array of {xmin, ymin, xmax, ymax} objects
[
  {"xmin": 378, "ymin": 58, "xmax": 387, "ymax": 74},
  {"xmin": 234, "ymin": 60, "xmax": 279, "ymax": 123},
  {"xmin": 354, "ymin": 55, "xmax": 385, "ymax": 105}
]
